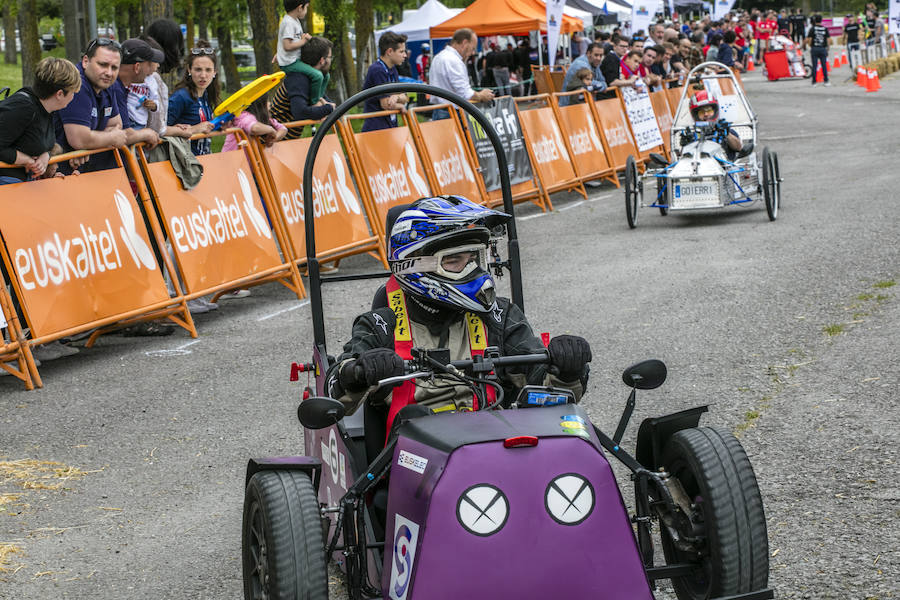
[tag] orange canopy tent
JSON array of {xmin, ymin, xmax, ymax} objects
[{"xmin": 429, "ymin": 0, "xmax": 584, "ymax": 38}]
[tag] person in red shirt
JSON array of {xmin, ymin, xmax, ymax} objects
[{"xmin": 759, "ymin": 11, "xmax": 778, "ymax": 56}]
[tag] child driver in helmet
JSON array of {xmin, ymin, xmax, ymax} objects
[
  {"xmin": 325, "ymin": 195, "xmax": 592, "ymax": 430},
  {"xmin": 689, "ymin": 90, "xmax": 742, "ymax": 158}
]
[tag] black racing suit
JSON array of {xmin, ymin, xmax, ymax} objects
[{"xmin": 325, "ymin": 294, "xmax": 588, "ymax": 416}]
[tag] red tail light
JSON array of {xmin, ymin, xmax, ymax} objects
[{"xmin": 504, "ymin": 436, "xmax": 539, "ymax": 448}]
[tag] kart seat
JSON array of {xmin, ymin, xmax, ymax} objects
[{"xmin": 371, "ymin": 203, "xmax": 411, "ymax": 310}]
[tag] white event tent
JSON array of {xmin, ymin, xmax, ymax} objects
[{"xmin": 375, "ymin": 0, "xmax": 462, "ymax": 42}]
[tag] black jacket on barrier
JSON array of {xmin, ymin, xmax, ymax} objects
[{"xmin": 0, "ymin": 88, "xmax": 55, "ymax": 182}]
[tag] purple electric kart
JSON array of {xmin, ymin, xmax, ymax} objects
[{"xmin": 241, "ymin": 84, "xmax": 775, "ymax": 600}]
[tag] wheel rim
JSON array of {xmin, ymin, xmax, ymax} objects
[
  {"xmin": 766, "ymin": 153, "xmax": 778, "ymax": 219},
  {"xmin": 625, "ymin": 158, "xmax": 638, "ymax": 227},
  {"xmin": 247, "ymin": 501, "xmax": 270, "ymax": 600}
]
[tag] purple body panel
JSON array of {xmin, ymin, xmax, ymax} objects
[{"xmin": 382, "ymin": 411, "xmax": 655, "ymax": 600}]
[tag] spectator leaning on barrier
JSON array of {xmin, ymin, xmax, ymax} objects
[
  {"xmin": 560, "ymin": 42, "xmax": 606, "ymax": 106},
  {"xmin": 361, "ymin": 31, "xmax": 409, "ymax": 133},
  {"xmin": 223, "ymin": 93, "xmax": 286, "ymax": 152},
  {"xmin": 600, "ymin": 36, "xmax": 638, "ymax": 90},
  {"xmin": 111, "ymin": 39, "xmax": 162, "ymax": 149},
  {"xmin": 270, "ymin": 36, "xmax": 335, "ymax": 140},
  {"xmin": 53, "ymin": 38, "xmax": 128, "ymax": 174},
  {"xmin": 0, "ymin": 57, "xmax": 80, "ymax": 184},
  {"xmin": 168, "ymin": 41, "xmax": 221, "ymax": 156},
  {"xmin": 807, "ymin": 14, "xmax": 832, "ymax": 87},
  {"xmin": 640, "ymin": 45, "xmax": 663, "ymax": 91},
  {"xmin": 428, "ymin": 28, "xmax": 494, "ymax": 120}
]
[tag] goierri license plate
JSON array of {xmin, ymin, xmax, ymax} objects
[{"xmin": 673, "ymin": 181, "xmax": 720, "ymax": 208}]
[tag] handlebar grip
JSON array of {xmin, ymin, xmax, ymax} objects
[{"xmin": 209, "ymin": 112, "xmax": 233, "ymax": 131}]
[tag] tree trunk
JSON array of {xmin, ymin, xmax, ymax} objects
[
  {"xmin": 3, "ymin": 1, "xmax": 16, "ymax": 65},
  {"xmin": 215, "ymin": 15, "xmax": 240, "ymax": 93},
  {"xmin": 17, "ymin": 0, "xmax": 39, "ymax": 87},
  {"xmin": 247, "ymin": 0, "xmax": 279, "ymax": 77},
  {"xmin": 128, "ymin": 0, "xmax": 141, "ymax": 41},
  {"xmin": 197, "ymin": 0, "xmax": 208, "ymax": 43},
  {"xmin": 319, "ymin": 0, "xmax": 353, "ymax": 103},
  {"xmin": 143, "ymin": 0, "xmax": 169, "ymax": 28},
  {"xmin": 62, "ymin": 0, "xmax": 87, "ymax": 64},
  {"xmin": 114, "ymin": 0, "xmax": 129, "ymax": 41},
  {"xmin": 355, "ymin": 0, "xmax": 374, "ymax": 92}
]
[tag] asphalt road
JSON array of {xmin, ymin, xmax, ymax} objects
[{"xmin": 2, "ymin": 66, "xmax": 898, "ymax": 600}]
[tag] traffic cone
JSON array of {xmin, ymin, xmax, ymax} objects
[
  {"xmin": 866, "ymin": 69, "xmax": 878, "ymax": 92},
  {"xmin": 873, "ymin": 69, "xmax": 882, "ymax": 90},
  {"xmin": 832, "ymin": 56, "xmax": 841, "ymax": 69},
  {"xmin": 893, "ymin": 38, "xmax": 897, "ymax": 51},
  {"xmin": 815, "ymin": 64, "xmax": 824, "ymax": 82},
  {"xmin": 841, "ymin": 50, "xmax": 848, "ymax": 65},
  {"xmin": 856, "ymin": 66, "xmax": 866, "ymax": 86},
  {"xmin": 747, "ymin": 56, "xmax": 755, "ymax": 71}
]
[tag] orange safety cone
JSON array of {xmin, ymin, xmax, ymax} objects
[
  {"xmin": 873, "ymin": 69, "xmax": 882, "ymax": 90},
  {"xmin": 857, "ymin": 66, "xmax": 866, "ymax": 86},
  {"xmin": 815, "ymin": 64, "xmax": 824, "ymax": 82},
  {"xmin": 866, "ymin": 69, "xmax": 878, "ymax": 92},
  {"xmin": 747, "ymin": 56, "xmax": 755, "ymax": 71},
  {"xmin": 832, "ymin": 56, "xmax": 841, "ymax": 69},
  {"xmin": 893, "ymin": 38, "xmax": 897, "ymax": 51},
  {"xmin": 841, "ymin": 50, "xmax": 848, "ymax": 65}
]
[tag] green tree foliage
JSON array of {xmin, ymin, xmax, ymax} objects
[{"xmin": 318, "ymin": 0, "xmax": 355, "ymax": 101}]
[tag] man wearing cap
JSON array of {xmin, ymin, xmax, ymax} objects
[
  {"xmin": 110, "ymin": 39, "xmax": 161, "ymax": 148},
  {"xmin": 415, "ymin": 43, "xmax": 431, "ymax": 82},
  {"xmin": 54, "ymin": 37, "xmax": 128, "ymax": 173}
]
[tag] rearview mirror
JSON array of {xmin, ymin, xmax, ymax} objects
[
  {"xmin": 648, "ymin": 152, "xmax": 668, "ymax": 167},
  {"xmin": 297, "ymin": 396, "xmax": 346, "ymax": 430},
  {"xmin": 622, "ymin": 359, "xmax": 667, "ymax": 390}
]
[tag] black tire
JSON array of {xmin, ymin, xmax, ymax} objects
[
  {"xmin": 762, "ymin": 147, "xmax": 778, "ymax": 221},
  {"xmin": 659, "ymin": 427, "xmax": 769, "ymax": 600},
  {"xmin": 773, "ymin": 151, "xmax": 782, "ymax": 207},
  {"xmin": 802, "ymin": 62, "xmax": 812, "ymax": 78},
  {"xmin": 625, "ymin": 155, "xmax": 639, "ymax": 228},
  {"xmin": 658, "ymin": 178, "xmax": 669, "ymax": 216},
  {"xmin": 242, "ymin": 470, "xmax": 328, "ymax": 600}
]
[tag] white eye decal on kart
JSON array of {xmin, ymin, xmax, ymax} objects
[
  {"xmin": 545, "ymin": 473, "xmax": 594, "ymax": 526},
  {"xmin": 457, "ymin": 484, "xmax": 509, "ymax": 536}
]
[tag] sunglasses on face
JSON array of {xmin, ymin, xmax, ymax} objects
[
  {"xmin": 86, "ymin": 38, "xmax": 121, "ymax": 54},
  {"xmin": 191, "ymin": 47, "xmax": 215, "ymax": 55}
]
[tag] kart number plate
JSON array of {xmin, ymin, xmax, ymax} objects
[{"xmin": 673, "ymin": 182, "xmax": 720, "ymax": 208}]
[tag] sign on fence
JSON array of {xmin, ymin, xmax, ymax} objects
[
  {"xmin": 464, "ymin": 97, "xmax": 533, "ymax": 191},
  {"xmin": 621, "ymin": 86, "xmax": 664, "ymax": 152}
]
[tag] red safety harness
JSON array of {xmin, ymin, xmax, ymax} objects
[{"xmin": 384, "ymin": 276, "xmax": 495, "ymax": 439}]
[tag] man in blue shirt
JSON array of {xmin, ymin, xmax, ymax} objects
[
  {"xmin": 361, "ymin": 31, "xmax": 410, "ymax": 132},
  {"xmin": 560, "ymin": 43, "xmax": 607, "ymax": 106},
  {"xmin": 54, "ymin": 38, "xmax": 128, "ymax": 173}
]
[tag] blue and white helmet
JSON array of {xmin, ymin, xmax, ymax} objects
[{"xmin": 388, "ymin": 196, "xmax": 509, "ymax": 313}]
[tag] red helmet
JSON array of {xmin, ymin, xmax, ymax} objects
[{"xmin": 689, "ymin": 90, "xmax": 719, "ymax": 120}]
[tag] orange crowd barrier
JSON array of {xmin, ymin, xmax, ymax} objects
[
  {"xmin": 407, "ymin": 105, "xmax": 488, "ymax": 205},
  {"xmin": 665, "ymin": 85, "xmax": 685, "ymax": 119},
  {"xmin": 514, "ymin": 94, "xmax": 586, "ymax": 208},
  {"xmin": 591, "ymin": 96, "xmax": 642, "ymax": 172},
  {"xmin": 250, "ymin": 120, "xmax": 387, "ymax": 270},
  {"xmin": 0, "ymin": 271, "xmax": 40, "ymax": 389},
  {"xmin": 0, "ymin": 148, "xmax": 195, "ymax": 356},
  {"xmin": 339, "ymin": 111, "xmax": 433, "ymax": 242},
  {"xmin": 649, "ymin": 90, "xmax": 674, "ymax": 158},
  {"xmin": 135, "ymin": 130, "xmax": 304, "ymax": 306},
  {"xmin": 551, "ymin": 90, "xmax": 619, "ymax": 188}
]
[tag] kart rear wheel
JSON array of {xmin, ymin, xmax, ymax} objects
[
  {"xmin": 773, "ymin": 151, "xmax": 782, "ymax": 207},
  {"xmin": 625, "ymin": 155, "xmax": 639, "ymax": 228},
  {"xmin": 659, "ymin": 427, "xmax": 769, "ymax": 600},
  {"xmin": 762, "ymin": 147, "xmax": 778, "ymax": 221},
  {"xmin": 242, "ymin": 470, "xmax": 328, "ymax": 600},
  {"xmin": 657, "ymin": 178, "xmax": 669, "ymax": 216}
]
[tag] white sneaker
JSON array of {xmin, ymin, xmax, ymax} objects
[
  {"xmin": 187, "ymin": 297, "xmax": 219, "ymax": 314},
  {"xmin": 811, "ymin": 83, "xmax": 819, "ymax": 87},
  {"xmin": 219, "ymin": 289, "xmax": 251, "ymax": 299},
  {"xmin": 824, "ymin": 81, "xmax": 832, "ymax": 87}
]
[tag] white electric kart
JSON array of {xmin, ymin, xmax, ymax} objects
[{"xmin": 624, "ymin": 62, "xmax": 781, "ymax": 228}]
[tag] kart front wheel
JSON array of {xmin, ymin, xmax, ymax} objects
[
  {"xmin": 762, "ymin": 147, "xmax": 779, "ymax": 221},
  {"xmin": 659, "ymin": 427, "xmax": 769, "ymax": 600},
  {"xmin": 242, "ymin": 470, "xmax": 328, "ymax": 600},
  {"xmin": 625, "ymin": 155, "xmax": 640, "ymax": 228},
  {"xmin": 657, "ymin": 178, "xmax": 669, "ymax": 216}
]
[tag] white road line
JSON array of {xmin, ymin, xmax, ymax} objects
[
  {"xmin": 797, "ymin": 112, "xmax": 806, "ymax": 117},
  {"xmin": 586, "ymin": 193, "xmax": 613, "ymax": 202},
  {"xmin": 760, "ymin": 131, "xmax": 838, "ymax": 141},
  {"xmin": 519, "ymin": 211, "xmax": 549, "ymax": 221},
  {"xmin": 145, "ymin": 340, "xmax": 200, "ymax": 358},
  {"xmin": 557, "ymin": 200, "xmax": 584, "ymax": 211},
  {"xmin": 257, "ymin": 300, "xmax": 311, "ymax": 322}
]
